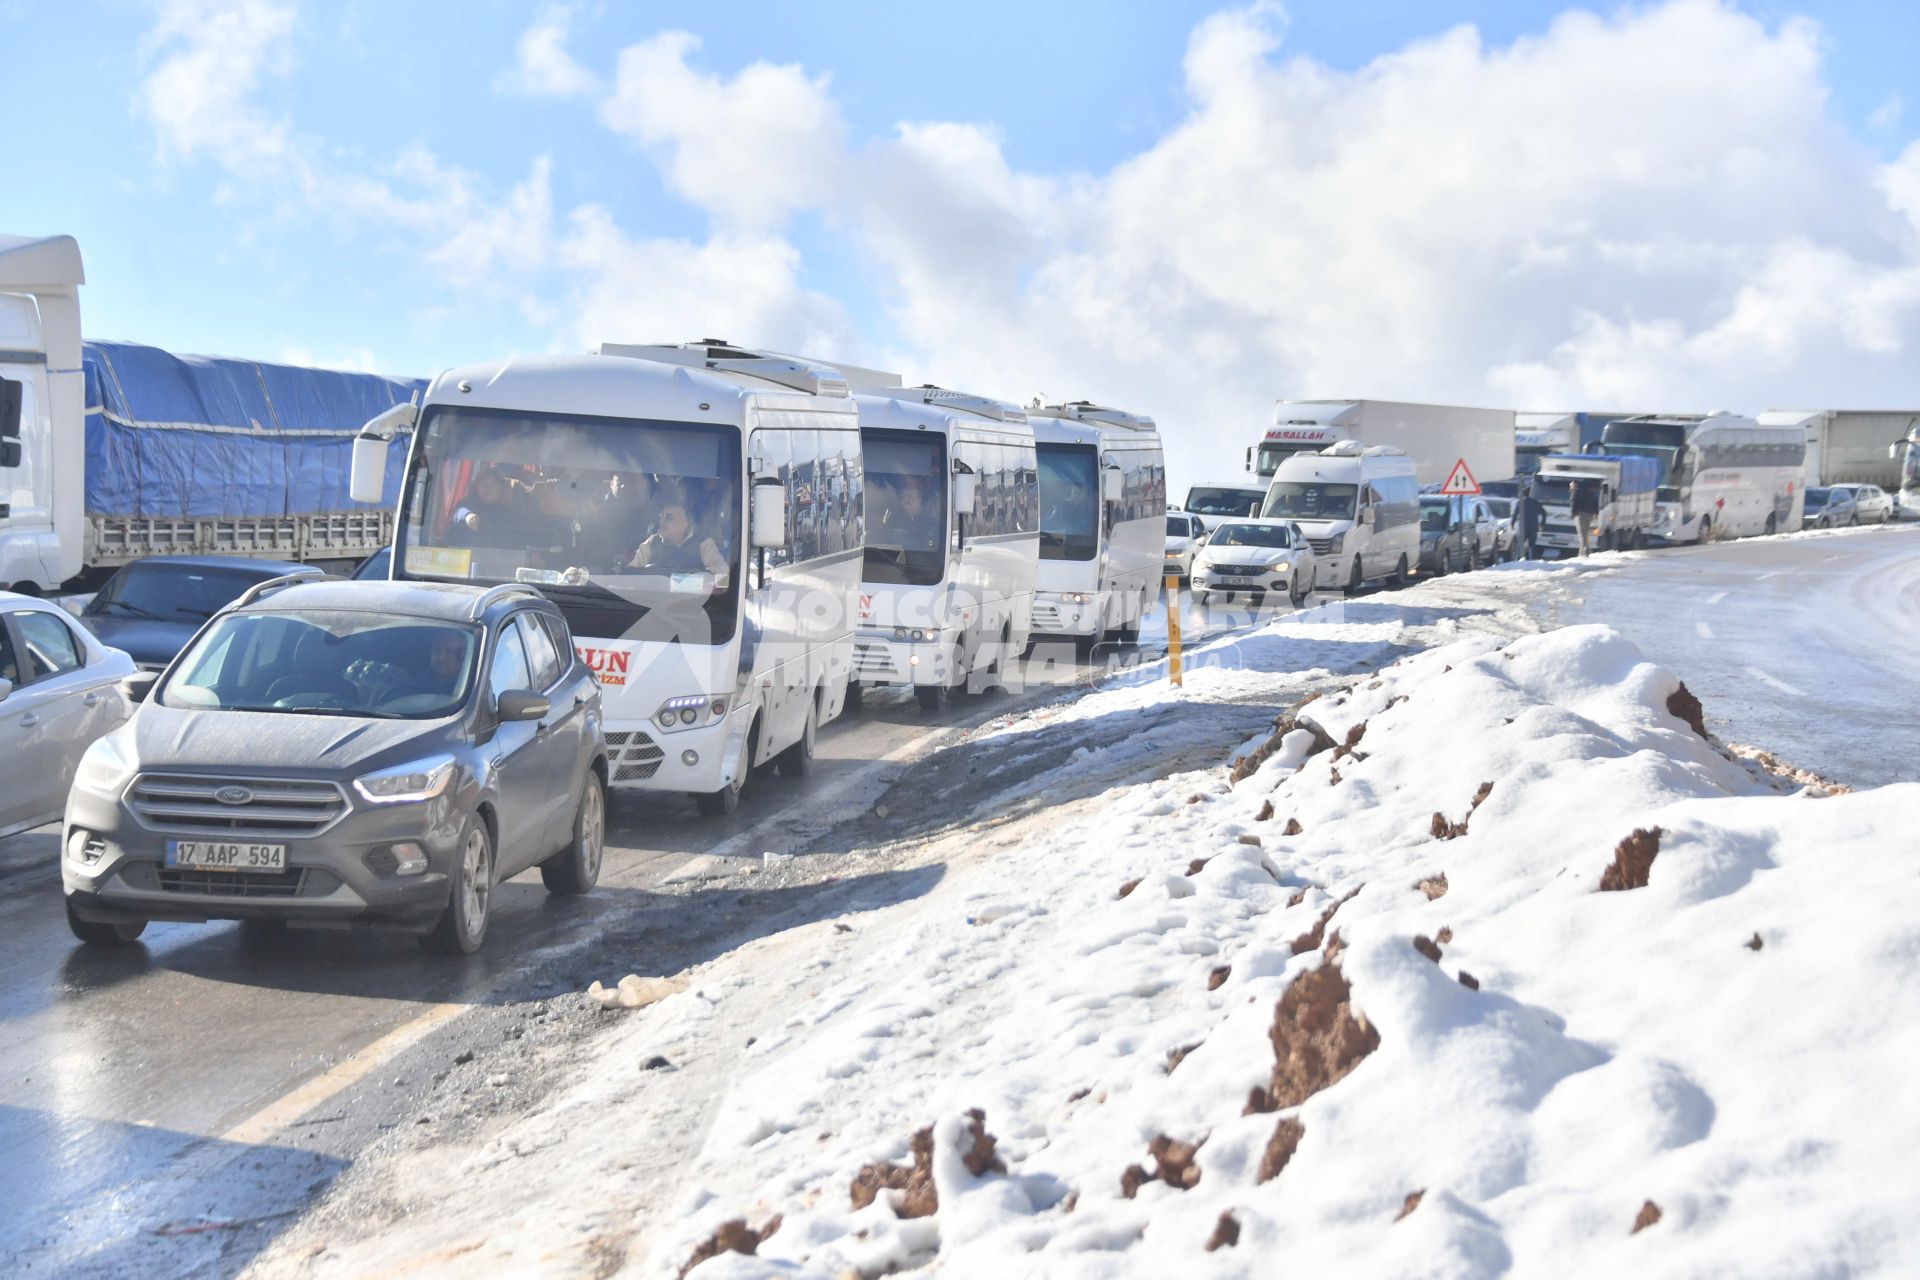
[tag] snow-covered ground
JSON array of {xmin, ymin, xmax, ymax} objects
[{"xmin": 250, "ymin": 534, "xmax": 1920, "ymax": 1278}]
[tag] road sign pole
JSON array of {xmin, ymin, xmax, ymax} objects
[{"xmin": 1166, "ymin": 575, "xmax": 1183, "ymax": 688}]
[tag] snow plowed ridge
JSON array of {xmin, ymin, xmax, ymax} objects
[{"xmin": 664, "ymin": 624, "xmax": 1920, "ymax": 1277}]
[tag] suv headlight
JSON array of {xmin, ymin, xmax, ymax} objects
[
  {"xmin": 354, "ymin": 754, "xmax": 456, "ymax": 804},
  {"xmin": 74, "ymin": 735, "xmax": 136, "ymax": 795}
]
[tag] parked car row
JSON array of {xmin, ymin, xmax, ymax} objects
[{"xmin": 1804, "ymin": 483, "xmax": 1894, "ymax": 527}]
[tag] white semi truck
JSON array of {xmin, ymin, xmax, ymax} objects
[
  {"xmin": 1250, "ymin": 399, "xmax": 1515, "ymax": 492},
  {"xmin": 1756, "ymin": 409, "xmax": 1918, "ymax": 490},
  {"xmin": 0, "ymin": 233, "xmax": 421, "ymax": 593}
]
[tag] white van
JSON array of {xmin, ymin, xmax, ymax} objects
[
  {"xmin": 848, "ymin": 384, "xmax": 1039, "ymax": 711},
  {"xmin": 1029, "ymin": 402, "xmax": 1165, "ymax": 646},
  {"xmin": 1260, "ymin": 442, "xmax": 1419, "ymax": 592}
]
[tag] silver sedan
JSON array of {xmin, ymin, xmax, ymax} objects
[{"xmin": 0, "ymin": 593, "xmax": 136, "ymax": 839}]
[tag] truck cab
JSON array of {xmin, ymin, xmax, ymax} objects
[{"xmin": 0, "ymin": 234, "xmax": 85, "ymax": 594}]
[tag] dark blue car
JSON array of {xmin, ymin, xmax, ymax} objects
[{"xmin": 80, "ymin": 555, "xmax": 310, "ymax": 671}]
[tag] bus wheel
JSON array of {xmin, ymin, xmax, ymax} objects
[
  {"xmin": 695, "ymin": 715, "xmax": 759, "ymax": 816},
  {"xmin": 916, "ymin": 683, "xmax": 948, "ymax": 714},
  {"xmin": 775, "ymin": 695, "xmax": 817, "ymax": 777},
  {"xmin": 844, "ymin": 679, "xmax": 864, "ymax": 712},
  {"xmin": 1764, "ymin": 513, "xmax": 1777, "ymax": 537},
  {"xmin": 1343, "ymin": 556, "xmax": 1364, "ymax": 595}
]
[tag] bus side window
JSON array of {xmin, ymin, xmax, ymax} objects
[{"xmin": 753, "ymin": 429, "xmax": 793, "ymax": 571}]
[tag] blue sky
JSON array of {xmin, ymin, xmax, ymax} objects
[{"xmin": 3, "ymin": 1, "xmax": 1916, "ymax": 483}]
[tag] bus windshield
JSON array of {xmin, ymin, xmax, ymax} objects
[
  {"xmin": 1037, "ymin": 443, "xmax": 1099, "ymax": 561},
  {"xmin": 862, "ymin": 430, "xmax": 948, "ymax": 586},
  {"xmin": 1262, "ymin": 481, "xmax": 1357, "ymax": 521},
  {"xmin": 397, "ymin": 405, "xmax": 743, "ymax": 645}
]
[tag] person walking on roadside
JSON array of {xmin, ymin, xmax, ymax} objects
[
  {"xmin": 1518, "ymin": 483, "xmax": 1545, "ymax": 559},
  {"xmin": 1570, "ymin": 478, "xmax": 1601, "ymax": 556}
]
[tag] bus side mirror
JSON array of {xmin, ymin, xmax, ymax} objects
[
  {"xmin": 0, "ymin": 378, "xmax": 22, "ymax": 468},
  {"xmin": 751, "ymin": 477, "xmax": 790, "ymax": 549},
  {"xmin": 1102, "ymin": 467, "xmax": 1124, "ymax": 502},
  {"xmin": 350, "ymin": 433, "xmax": 391, "ymax": 504},
  {"xmin": 953, "ymin": 472, "xmax": 979, "ymax": 514}
]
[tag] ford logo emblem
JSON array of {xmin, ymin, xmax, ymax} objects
[{"xmin": 214, "ymin": 786, "xmax": 253, "ymax": 806}]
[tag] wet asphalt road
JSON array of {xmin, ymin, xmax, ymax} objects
[
  {"xmin": 0, "ymin": 603, "xmax": 1286, "ymax": 1276},
  {"xmin": 1529, "ymin": 526, "xmax": 1920, "ymax": 789}
]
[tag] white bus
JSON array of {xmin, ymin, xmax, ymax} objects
[
  {"xmin": 1599, "ymin": 413, "xmax": 1807, "ymax": 544},
  {"xmin": 846, "ymin": 383, "xmax": 1039, "ymax": 711},
  {"xmin": 1029, "ymin": 402, "xmax": 1165, "ymax": 647},
  {"xmin": 350, "ymin": 342, "xmax": 864, "ymax": 816}
]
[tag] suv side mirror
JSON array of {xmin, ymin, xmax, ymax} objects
[
  {"xmin": 119, "ymin": 671, "xmax": 159, "ymax": 704},
  {"xmin": 497, "ymin": 689, "xmax": 550, "ymax": 721},
  {"xmin": 750, "ymin": 476, "xmax": 790, "ymax": 549}
]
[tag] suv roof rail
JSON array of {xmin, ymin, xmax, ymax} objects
[
  {"xmin": 467, "ymin": 583, "xmax": 543, "ymax": 621},
  {"xmin": 232, "ymin": 569, "xmax": 332, "ymax": 610}
]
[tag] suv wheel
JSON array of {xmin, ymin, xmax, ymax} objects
[
  {"xmin": 542, "ymin": 770, "xmax": 605, "ymax": 895},
  {"xmin": 424, "ymin": 815, "xmax": 493, "ymax": 955},
  {"xmin": 66, "ymin": 899, "xmax": 145, "ymax": 948}
]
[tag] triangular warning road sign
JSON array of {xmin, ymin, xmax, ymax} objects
[{"xmin": 1439, "ymin": 458, "xmax": 1480, "ymax": 496}]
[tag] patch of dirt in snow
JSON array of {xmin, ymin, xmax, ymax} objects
[
  {"xmin": 1598, "ymin": 826, "xmax": 1664, "ymax": 892},
  {"xmin": 677, "ymin": 1215, "xmax": 781, "ymax": 1278},
  {"xmin": 1250, "ymin": 962, "xmax": 1381, "ymax": 1114},
  {"xmin": 850, "ymin": 1125, "xmax": 938, "ymax": 1218}
]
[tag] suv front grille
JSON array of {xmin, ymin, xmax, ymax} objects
[
  {"xmin": 606, "ymin": 730, "xmax": 666, "ymax": 784},
  {"xmin": 128, "ymin": 775, "xmax": 348, "ymax": 837},
  {"xmin": 156, "ymin": 868, "xmax": 311, "ymax": 897}
]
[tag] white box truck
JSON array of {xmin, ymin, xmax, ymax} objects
[
  {"xmin": 1757, "ymin": 409, "xmax": 1918, "ymax": 489},
  {"xmin": 1250, "ymin": 399, "xmax": 1515, "ymax": 492}
]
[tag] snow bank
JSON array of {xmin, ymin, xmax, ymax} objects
[{"xmin": 669, "ymin": 624, "xmax": 1920, "ymax": 1278}]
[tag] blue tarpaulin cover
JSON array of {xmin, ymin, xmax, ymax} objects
[{"xmin": 82, "ymin": 340, "xmax": 427, "ymax": 518}]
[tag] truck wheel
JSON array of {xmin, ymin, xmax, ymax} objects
[
  {"xmin": 775, "ymin": 696, "xmax": 817, "ymax": 776},
  {"xmin": 423, "ymin": 815, "xmax": 493, "ymax": 955},
  {"xmin": 66, "ymin": 899, "xmax": 146, "ymax": 948},
  {"xmin": 541, "ymin": 770, "xmax": 605, "ymax": 895},
  {"xmin": 1343, "ymin": 556, "xmax": 1363, "ymax": 595}
]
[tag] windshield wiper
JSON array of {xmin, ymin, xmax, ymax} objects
[{"xmin": 99, "ymin": 600, "xmax": 163, "ymax": 621}]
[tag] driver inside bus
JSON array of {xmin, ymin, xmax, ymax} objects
[
  {"xmin": 1042, "ymin": 479, "xmax": 1090, "ymax": 533},
  {"xmin": 630, "ymin": 502, "xmax": 731, "ymax": 585}
]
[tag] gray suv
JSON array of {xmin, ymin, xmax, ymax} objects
[{"xmin": 62, "ymin": 578, "xmax": 608, "ymax": 954}]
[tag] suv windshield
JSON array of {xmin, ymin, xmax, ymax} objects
[
  {"xmin": 398, "ymin": 405, "xmax": 743, "ymax": 645},
  {"xmin": 1420, "ymin": 499, "xmax": 1454, "ymax": 532},
  {"xmin": 1263, "ymin": 482, "xmax": 1357, "ymax": 521},
  {"xmin": 1209, "ymin": 523, "xmax": 1294, "ymax": 548},
  {"xmin": 161, "ymin": 610, "xmax": 481, "ymax": 719},
  {"xmin": 862, "ymin": 430, "xmax": 948, "ymax": 586},
  {"xmin": 1184, "ymin": 487, "xmax": 1264, "ymax": 517},
  {"xmin": 1037, "ymin": 443, "xmax": 1099, "ymax": 561},
  {"xmin": 85, "ymin": 563, "xmax": 274, "ymax": 625}
]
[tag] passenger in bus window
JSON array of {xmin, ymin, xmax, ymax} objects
[
  {"xmin": 581, "ymin": 472, "xmax": 655, "ymax": 571},
  {"xmin": 449, "ymin": 467, "xmax": 523, "ymax": 544},
  {"xmin": 630, "ymin": 502, "xmax": 731, "ymax": 585},
  {"xmin": 879, "ymin": 477, "xmax": 941, "ymax": 550}
]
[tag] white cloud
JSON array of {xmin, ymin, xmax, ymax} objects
[
  {"xmin": 137, "ymin": 0, "xmax": 296, "ymax": 165},
  {"xmin": 599, "ymin": 32, "xmax": 846, "ymax": 230},
  {"xmin": 554, "ymin": 207, "xmax": 854, "ymax": 356},
  {"xmin": 495, "ymin": 6, "xmax": 601, "ymax": 99},
  {"xmin": 823, "ymin": 0, "xmax": 1920, "ymax": 488}
]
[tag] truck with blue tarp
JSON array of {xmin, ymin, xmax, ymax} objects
[
  {"xmin": 1531, "ymin": 452, "xmax": 1661, "ymax": 555},
  {"xmin": 1, "ymin": 233, "xmax": 423, "ymax": 591}
]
